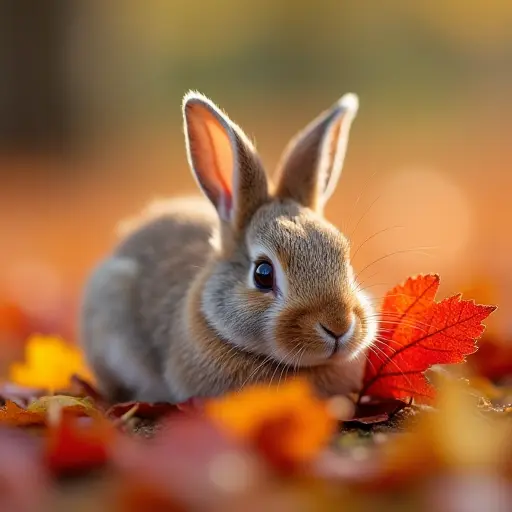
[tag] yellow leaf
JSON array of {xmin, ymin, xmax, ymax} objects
[
  {"xmin": 28, "ymin": 395, "xmax": 103, "ymax": 424},
  {"xmin": 9, "ymin": 335, "xmax": 94, "ymax": 391}
]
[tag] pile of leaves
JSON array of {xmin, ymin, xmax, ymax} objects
[{"xmin": 1, "ymin": 274, "xmax": 511, "ymax": 511}]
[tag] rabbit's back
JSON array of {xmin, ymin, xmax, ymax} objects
[
  {"xmin": 115, "ymin": 197, "xmax": 218, "ymax": 342},
  {"xmin": 80, "ymin": 197, "xmax": 218, "ymax": 402}
]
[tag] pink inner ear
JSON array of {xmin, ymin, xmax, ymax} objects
[{"xmin": 186, "ymin": 103, "xmax": 234, "ymax": 219}]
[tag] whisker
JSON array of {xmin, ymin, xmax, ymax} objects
[
  {"xmin": 349, "ymin": 195, "xmax": 382, "ymax": 240},
  {"xmin": 354, "ymin": 282, "xmax": 395, "ymax": 294},
  {"xmin": 277, "ymin": 345, "xmax": 303, "ymax": 388},
  {"xmin": 354, "ymin": 246, "xmax": 438, "ymax": 282},
  {"xmin": 343, "ymin": 170, "xmax": 378, "ymax": 233},
  {"xmin": 240, "ymin": 354, "xmax": 274, "ymax": 389},
  {"xmin": 351, "ymin": 225, "xmax": 404, "ymax": 262}
]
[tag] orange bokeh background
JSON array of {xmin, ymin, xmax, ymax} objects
[{"xmin": 1, "ymin": 1, "xmax": 511, "ymax": 373}]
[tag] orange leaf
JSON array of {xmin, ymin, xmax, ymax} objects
[
  {"xmin": 0, "ymin": 400, "xmax": 46, "ymax": 427},
  {"xmin": 205, "ymin": 379, "xmax": 335, "ymax": 472},
  {"xmin": 0, "ymin": 395, "xmax": 102, "ymax": 429},
  {"xmin": 361, "ymin": 274, "xmax": 496, "ymax": 404}
]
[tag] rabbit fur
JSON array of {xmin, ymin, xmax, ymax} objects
[{"xmin": 80, "ymin": 91, "xmax": 377, "ymax": 404}]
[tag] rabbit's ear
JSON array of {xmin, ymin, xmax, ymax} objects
[
  {"xmin": 274, "ymin": 93, "xmax": 359, "ymax": 212},
  {"xmin": 183, "ymin": 91, "xmax": 269, "ymax": 230}
]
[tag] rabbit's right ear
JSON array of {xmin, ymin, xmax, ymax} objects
[
  {"xmin": 183, "ymin": 92, "xmax": 269, "ymax": 232},
  {"xmin": 274, "ymin": 93, "xmax": 359, "ymax": 213}
]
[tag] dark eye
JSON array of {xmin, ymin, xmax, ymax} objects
[{"xmin": 253, "ymin": 261, "xmax": 274, "ymax": 291}]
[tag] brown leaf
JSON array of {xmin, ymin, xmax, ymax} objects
[
  {"xmin": 107, "ymin": 402, "xmax": 178, "ymax": 420},
  {"xmin": 68, "ymin": 374, "xmax": 104, "ymax": 403},
  {"xmin": 346, "ymin": 398, "xmax": 409, "ymax": 427}
]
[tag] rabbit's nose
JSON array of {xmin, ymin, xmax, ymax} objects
[
  {"xmin": 318, "ymin": 314, "xmax": 355, "ymax": 343},
  {"xmin": 319, "ymin": 324, "xmax": 345, "ymax": 340}
]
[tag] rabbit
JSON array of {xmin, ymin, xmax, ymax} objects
[{"xmin": 79, "ymin": 90, "xmax": 377, "ymax": 405}]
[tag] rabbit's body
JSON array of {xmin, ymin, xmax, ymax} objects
[
  {"xmin": 82, "ymin": 199, "xmax": 216, "ymax": 402},
  {"xmin": 81, "ymin": 91, "xmax": 376, "ymax": 404}
]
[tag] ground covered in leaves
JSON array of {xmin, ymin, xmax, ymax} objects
[{"xmin": 1, "ymin": 274, "xmax": 511, "ymax": 511}]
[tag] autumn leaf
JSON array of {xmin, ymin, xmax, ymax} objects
[
  {"xmin": 377, "ymin": 377, "xmax": 510, "ymax": 488},
  {"xmin": 0, "ymin": 395, "xmax": 103, "ymax": 428},
  {"xmin": 205, "ymin": 379, "xmax": 335, "ymax": 472},
  {"xmin": 347, "ymin": 398, "xmax": 408, "ymax": 427},
  {"xmin": 0, "ymin": 428, "xmax": 49, "ymax": 512},
  {"xmin": 467, "ymin": 336, "xmax": 512, "ymax": 382},
  {"xmin": 112, "ymin": 415, "xmax": 255, "ymax": 510},
  {"xmin": 68, "ymin": 374, "xmax": 104, "ymax": 403},
  {"xmin": 360, "ymin": 274, "xmax": 496, "ymax": 404},
  {"xmin": 9, "ymin": 334, "xmax": 94, "ymax": 391},
  {"xmin": 28, "ymin": 395, "xmax": 103, "ymax": 420},
  {"xmin": 0, "ymin": 382, "xmax": 47, "ymax": 406},
  {"xmin": 107, "ymin": 402, "xmax": 178, "ymax": 421},
  {"xmin": 0, "ymin": 400, "xmax": 47, "ymax": 427},
  {"xmin": 114, "ymin": 479, "xmax": 187, "ymax": 512},
  {"xmin": 45, "ymin": 413, "xmax": 116, "ymax": 476}
]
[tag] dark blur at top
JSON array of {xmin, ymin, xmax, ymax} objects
[{"xmin": 0, "ymin": 0, "xmax": 511, "ymax": 354}]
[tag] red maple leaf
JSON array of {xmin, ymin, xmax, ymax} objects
[
  {"xmin": 45, "ymin": 413, "xmax": 115, "ymax": 476},
  {"xmin": 359, "ymin": 274, "xmax": 496, "ymax": 404}
]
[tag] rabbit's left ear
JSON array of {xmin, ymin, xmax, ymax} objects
[
  {"xmin": 274, "ymin": 93, "xmax": 359, "ymax": 213},
  {"xmin": 183, "ymin": 91, "xmax": 269, "ymax": 231}
]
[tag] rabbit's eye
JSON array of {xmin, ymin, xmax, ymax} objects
[{"xmin": 253, "ymin": 261, "xmax": 274, "ymax": 291}]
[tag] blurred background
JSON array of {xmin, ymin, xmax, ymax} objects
[{"xmin": 1, "ymin": 0, "xmax": 511, "ymax": 371}]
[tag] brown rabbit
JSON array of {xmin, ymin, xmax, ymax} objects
[{"xmin": 80, "ymin": 91, "xmax": 377, "ymax": 404}]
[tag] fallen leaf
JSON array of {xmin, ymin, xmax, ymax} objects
[
  {"xmin": 205, "ymin": 379, "xmax": 335, "ymax": 472},
  {"xmin": 0, "ymin": 382, "xmax": 47, "ymax": 406},
  {"xmin": 467, "ymin": 376, "xmax": 504, "ymax": 401},
  {"xmin": 28, "ymin": 395, "xmax": 103, "ymax": 421},
  {"xmin": 107, "ymin": 402, "xmax": 177, "ymax": 420},
  {"xmin": 67, "ymin": 374, "xmax": 104, "ymax": 403},
  {"xmin": 0, "ymin": 394, "xmax": 103, "ymax": 430},
  {"xmin": 467, "ymin": 336, "xmax": 512, "ymax": 382},
  {"xmin": 0, "ymin": 400, "xmax": 46, "ymax": 427},
  {"xmin": 251, "ymin": 414, "xmax": 309, "ymax": 473},
  {"xmin": 45, "ymin": 412, "xmax": 116, "ymax": 476},
  {"xmin": 393, "ymin": 376, "xmax": 509, "ymax": 472},
  {"xmin": 346, "ymin": 398, "xmax": 408, "ymax": 427},
  {"xmin": 9, "ymin": 334, "xmax": 94, "ymax": 391},
  {"xmin": 360, "ymin": 274, "xmax": 496, "ymax": 404},
  {"xmin": 113, "ymin": 478, "xmax": 187, "ymax": 512},
  {"xmin": 112, "ymin": 415, "xmax": 258, "ymax": 509},
  {"xmin": 0, "ymin": 428, "xmax": 50, "ymax": 511}
]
